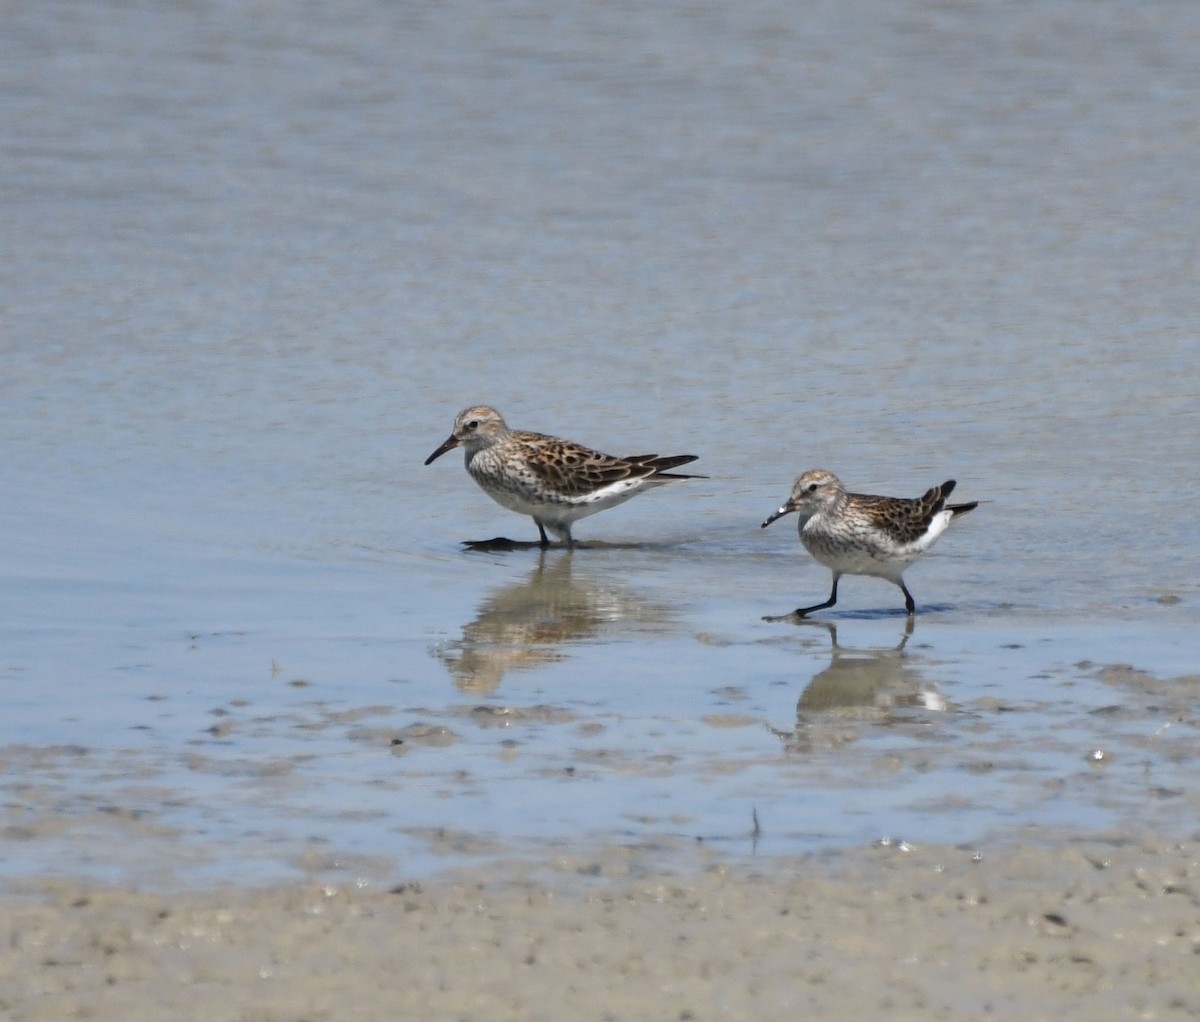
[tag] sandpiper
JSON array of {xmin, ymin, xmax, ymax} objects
[
  {"xmin": 761, "ymin": 470, "xmax": 978, "ymax": 618},
  {"xmin": 424, "ymin": 405, "xmax": 703, "ymax": 548}
]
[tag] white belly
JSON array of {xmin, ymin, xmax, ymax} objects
[{"xmin": 468, "ymin": 455, "xmax": 656, "ymax": 525}]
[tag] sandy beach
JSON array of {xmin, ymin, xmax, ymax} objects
[
  {"xmin": 5, "ymin": 833, "xmax": 1198, "ymax": 1021},
  {"xmin": 5, "ymin": 1, "xmax": 1200, "ymax": 1019}
]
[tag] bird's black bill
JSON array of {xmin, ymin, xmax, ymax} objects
[
  {"xmin": 760, "ymin": 505, "xmax": 794, "ymax": 528},
  {"xmin": 424, "ymin": 436, "xmax": 459, "ymax": 465}
]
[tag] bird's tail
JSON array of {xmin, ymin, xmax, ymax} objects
[{"xmin": 922, "ymin": 480, "xmax": 978, "ymax": 520}]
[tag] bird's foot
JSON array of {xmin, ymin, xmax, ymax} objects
[
  {"xmin": 762, "ymin": 610, "xmax": 813, "ymax": 623},
  {"xmin": 462, "ymin": 536, "xmax": 554, "ymax": 552}
]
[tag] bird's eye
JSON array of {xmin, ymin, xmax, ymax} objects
[
  {"xmin": 466, "ymin": 420, "xmax": 479, "ymax": 430},
  {"xmin": 806, "ymin": 483, "xmax": 818, "ymax": 493}
]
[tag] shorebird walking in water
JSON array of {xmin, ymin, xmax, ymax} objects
[
  {"xmin": 425, "ymin": 405, "xmax": 703, "ymax": 548},
  {"xmin": 761, "ymin": 470, "xmax": 978, "ymax": 618}
]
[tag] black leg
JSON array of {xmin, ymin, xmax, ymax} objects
[
  {"xmin": 899, "ymin": 581, "xmax": 916, "ymax": 616},
  {"xmin": 535, "ymin": 520, "xmax": 550, "ymax": 547},
  {"xmin": 794, "ymin": 575, "xmax": 839, "ymax": 618}
]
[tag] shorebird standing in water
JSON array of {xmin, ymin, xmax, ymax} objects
[
  {"xmin": 761, "ymin": 470, "xmax": 978, "ymax": 618},
  {"xmin": 425, "ymin": 405, "xmax": 703, "ymax": 548}
]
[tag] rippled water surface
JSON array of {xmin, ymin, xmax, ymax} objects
[{"xmin": 2, "ymin": 0, "xmax": 1198, "ymax": 886}]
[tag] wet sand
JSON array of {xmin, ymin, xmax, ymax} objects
[
  {"xmin": 5, "ymin": 833, "xmax": 1198, "ymax": 1021},
  {"xmin": 5, "ymin": 1, "xmax": 1199, "ymax": 1018}
]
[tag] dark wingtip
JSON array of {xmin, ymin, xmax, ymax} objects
[
  {"xmin": 924, "ymin": 479, "xmax": 957, "ymax": 510},
  {"xmin": 645, "ymin": 454, "xmax": 704, "ymax": 481},
  {"xmin": 643, "ymin": 454, "xmax": 701, "ymax": 473}
]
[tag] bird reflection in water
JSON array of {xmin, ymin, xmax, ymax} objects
[
  {"xmin": 435, "ymin": 552, "xmax": 670, "ymax": 694},
  {"xmin": 770, "ymin": 619, "xmax": 949, "ymax": 754}
]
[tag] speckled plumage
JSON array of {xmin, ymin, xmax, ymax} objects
[
  {"xmin": 424, "ymin": 405, "xmax": 702, "ymax": 546},
  {"xmin": 761, "ymin": 469, "xmax": 978, "ymax": 617}
]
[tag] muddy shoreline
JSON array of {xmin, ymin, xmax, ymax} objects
[{"xmin": 5, "ymin": 831, "xmax": 1198, "ymax": 1021}]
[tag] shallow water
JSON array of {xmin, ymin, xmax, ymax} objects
[{"xmin": 2, "ymin": 0, "xmax": 1198, "ymax": 888}]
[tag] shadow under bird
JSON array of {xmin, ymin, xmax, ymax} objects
[
  {"xmin": 761, "ymin": 469, "xmax": 978, "ymax": 618},
  {"xmin": 424, "ymin": 405, "xmax": 703, "ymax": 548}
]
